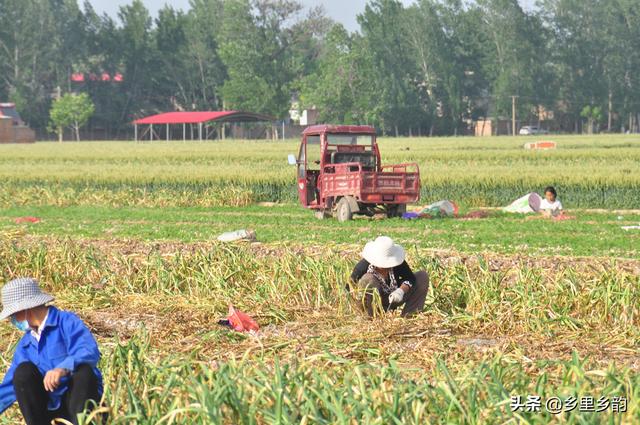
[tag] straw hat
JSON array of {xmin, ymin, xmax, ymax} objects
[
  {"xmin": 361, "ymin": 236, "xmax": 405, "ymax": 269},
  {"xmin": 0, "ymin": 278, "xmax": 54, "ymax": 320}
]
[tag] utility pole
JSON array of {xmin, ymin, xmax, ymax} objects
[
  {"xmin": 511, "ymin": 96, "xmax": 518, "ymax": 136},
  {"xmin": 55, "ymin": 86, "xmax": 62, "ymax": 142},
  {"xmin": 607, "ymin": 91, "xmax": 612, "ymax": 132}
]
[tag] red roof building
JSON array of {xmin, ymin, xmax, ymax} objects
[{"xmin": 132, "ymin": 111, "xmax": 276, "ymax": 141}]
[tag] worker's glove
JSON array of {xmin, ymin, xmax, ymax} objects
[{"xmin": 388, "ymin": 288, "xmax": 405, "ymax": 305}]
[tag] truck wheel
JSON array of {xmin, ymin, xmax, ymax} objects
[
  {"xmin": 386, "ymin": 204, "xmax": 407, "ymax": 218},
  {"xmin": 336, "ymin": 198, "xmax": 354, "ymax": 222}
]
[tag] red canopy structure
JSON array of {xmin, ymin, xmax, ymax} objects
[
  {"xmin": 134, "ymin": 111, "xmax": 236, "ymax": 125},
  {"xmin": 132, "ymin": 110, "xmax": 276, "ymax": 141}
]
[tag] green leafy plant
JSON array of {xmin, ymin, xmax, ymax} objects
[{"xmin": 49, "ymin": 93, "xmax": 95, "ymax": 142}]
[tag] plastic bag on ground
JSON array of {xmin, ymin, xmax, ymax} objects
[
  {"xmin": 402, "ymin": 212, "xmax": 421, "ymax": 219},
  {"xmin": 425, "ymin": 200, "xmax": 459, "ymax": 217},
  {"xmin": 14, "ymin": 216, "xmax": 41, "ymax": 224},
  {"xmin": 217, "ymin": 229, "xmax": 257, "ymax": 242},
  {"xmin": 227, "ymin": 304, "xmax": 259, "ymax": 332},
  {"xmin": 503, "ymin": 193, "xmax": 542, "ymax": 213},
  {"xmin": 403, "ymin": 200, "xmax": 458, "ymax": 219}
]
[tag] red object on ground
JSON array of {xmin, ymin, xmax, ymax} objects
[
  {"xmin": 524, "ymin": 141, "xmax": 557, "ymax": 150},
  {"xmin": 14, "ymin": 216, "xmax": 40, "ymax": 224},
  {"xmin": 227, "ymin": 305, "xmax": 259, "ymax": 332}
]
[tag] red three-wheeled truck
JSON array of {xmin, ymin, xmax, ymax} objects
[{"xmin": 288, "ymin": 125, "xmax": 421, "ymax": 221}]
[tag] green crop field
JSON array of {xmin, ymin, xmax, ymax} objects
[
  {"xmin": 0, "ymin": 135, "xmax": 639, "ymax": 424},
  {"xmin": 1, "ymin": 134, "xmax": 639, "ymax": 209}
]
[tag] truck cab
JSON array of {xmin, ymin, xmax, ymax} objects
[{"xmin": 289, "ymin": 125, "xmax": 420, "ymax": 221}]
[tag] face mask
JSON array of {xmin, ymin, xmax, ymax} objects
[{"xmin": 11, "ymin": 316, "xmax": 30, "ymax": 332}]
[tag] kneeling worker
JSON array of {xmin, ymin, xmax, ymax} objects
[
  {"xmin": 0, "ymin": 278, "xmax": 103, "ymax": 425},
  {"xmin": 350, "ymin": 236, "xmax": 429, "ymax": 317}
]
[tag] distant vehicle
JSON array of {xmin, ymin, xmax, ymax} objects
[
  {"xmin": 519, "ymin": 125, "xmax": 549, "ymax": 135},
  {"xmin": 288, "ymin": 125, "xmax": 420, "ymax": 222}
]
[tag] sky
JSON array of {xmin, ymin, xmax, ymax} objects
[{"xmin": 87, "ymin": 0, "xmax": 536, "ymax": 32}]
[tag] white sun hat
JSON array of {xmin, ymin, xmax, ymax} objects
[
  {"xmin": 361, "ymin": 236, "xmax": 405, "ymax": 269},
  {"xmin": 0, "ymin": 278, "xmax": 54, "ymax": 320}
]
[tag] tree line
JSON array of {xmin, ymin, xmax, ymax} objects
[{"xmin": 1, "ymin": 0, "xmax": 639, "ymax": 138}]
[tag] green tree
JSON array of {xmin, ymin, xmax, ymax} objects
[
  {"xmin": 2, "ymin": 0, "xmax": 639, "ymax": 138},
  {"xmin": 476, "ymin": 0, "xmax": 543, "ymax": 129},
  {"xmin": 151, "ymin": 2, "xmax": 228, "ymax": 112},
  {"xmin": 219, "ymin": 0, "xmax": 311, "ymax": 117},
  {"xmin": 405, "ymin": 0, "xmax": 455, "ymax": 134},
  {"xmin": 300, "ymin": 25, "xmax": 374, "ymax": 125},
  {"xmin": 81, "ymin": 2, "xmax": 127, "ymax": 137},
  {"xmin": 0, "ymin": 0, "xmax": 59, "ymax": 130},
  {"xmin": 592, "ymin": 0, "xmax": 639, "ymax": 132},
  {"xmin": 49, "ymin": 92, "xmax": 95, "ymax": 141},
  {"xmin": 358, "ymin": 0, "xmax": 421, "ymax": 135},
  {"xmin": 580, "ymin": 105, "xmax": 602, "ymax": 134},
  {"xmin": 184, "ymin": 0, "xmax": 227, "ymax": 109},
  {"xmin": 50, "ymin": 0, "xmax": 89, "ymax": 89},
  {"xmin": 118, "ymin": 0, "xmax": 155, "ymax": 122},
  {"xmin": 538, "ymin": 0, "xmax": 624, "ymax": 131},
  {"xmin": 154, "ymin": 6, "xmax": 192, "ymax": 108},
  {"xmin": 436, "ymin": 0, "xmax": 491, "ymax": 133}
]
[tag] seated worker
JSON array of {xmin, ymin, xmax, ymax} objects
[
  {"xmin": 539, "ymin": 186, "xmax": 563, "ymax": 217},
  {"xmin": 0, "ymin": 278, "xmax": 103, "ymax": 425},
  {"xmin": 350, "ymin": 236, "xmax": 429, "ymax": 317}
]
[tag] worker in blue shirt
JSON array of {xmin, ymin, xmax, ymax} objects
[{"xmin": 0, "ymin": 278, "xmax": 103, "ymax": 425}]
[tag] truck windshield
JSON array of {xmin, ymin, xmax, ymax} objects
[{"xmin": 327, "ymin": 134, "xmax": 373, "ymax": 146}]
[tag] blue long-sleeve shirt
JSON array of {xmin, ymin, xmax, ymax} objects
[{"xmin": 0, "ymin": 306, "xmax": 102, "ymax": 414}]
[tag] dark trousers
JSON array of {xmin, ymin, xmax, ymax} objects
[
  {"xmin": 355, "ymin": 270, "xmax": 429, "ymax": 317},
  {"xmin": 13, "ymin": 362, "xmax": 101, "ymax": 425}
]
